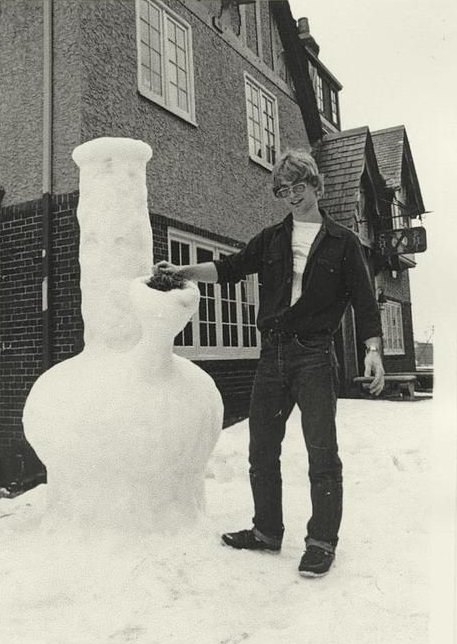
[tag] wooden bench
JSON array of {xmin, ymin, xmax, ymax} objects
[{"xmin": 353, "ymin": 374, "xmax": 417, "ymax": 401}]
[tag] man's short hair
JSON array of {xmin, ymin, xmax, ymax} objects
[{"xmin": 272, "ymin": 149, "xmax": 324, "ymax": 198}]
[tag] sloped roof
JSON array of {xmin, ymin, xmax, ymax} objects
[
  {"xmin": 372, "ymin": 125, "xmax": 425, "ymax": 214},
  {"xmin": 371, "ymin": 126, "xmax": 405, "ymax": 189},
  {"xmin": 315, "ymin": 126, "xmax": 380, "ymax": 226}
]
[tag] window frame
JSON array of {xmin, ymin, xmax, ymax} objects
[
  {"xmin": 309, "ymin": 62, "xmax": 340, "ymax": 127},
  {"xmin": 136, "ymin": 0, "xmax": 197, "ymax": 125},
  {"xmin": 244, "ymin": 72, "xmax": 280, "ymax": 171},
  {"xmin": 315, "ymin": 74, "xmax": 324, "ymax": 112},
  {"xmin": 168, "ymin": 229, "xmax": 261, "ymax": 360},
  {"xmin": 381, "ymin": 300, "xmax": 405, "ymax": 355},
  {"xmin": 330, "ymin": 88, "xmax": 339, "ymax": 126}
]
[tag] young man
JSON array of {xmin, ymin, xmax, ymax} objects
[{"xmin": 156, "ymin": 149, "xmax": 384, "ymax": 577}]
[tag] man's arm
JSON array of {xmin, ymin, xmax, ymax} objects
[{"xmin": 156, "ymin": 228, "xmax": 265, "ymax": 286}]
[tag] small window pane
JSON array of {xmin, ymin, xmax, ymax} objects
[
  {"xmin": 140, "ymin": 19, "xmax": 149, "ymax": 43},
  {"xmin": 176, "ymin": 26, "xmax": 185, "ymax": 50},
  {"xmin": 140, "ymin": 0, "xmax": 149, "ymax": 21},
  {"xmin": 149, "ymin": 4, "xmax": 160, "ymax": 30}
]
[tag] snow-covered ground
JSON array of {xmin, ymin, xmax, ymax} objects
[{"xmin": 0, "ymin": 396, "xmax": 453, "ymax": 644}]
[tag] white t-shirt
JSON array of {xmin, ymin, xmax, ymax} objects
[{"xmin": 290, "ymin": 220, "xmax": 321, "ymax": 306}]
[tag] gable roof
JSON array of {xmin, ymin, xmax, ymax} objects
[
  {"xmin": 372, "ymin": 125, "xmax": 425, "ymax": 214},
  {"xmin": 315, "ymin": 126, "xmax": 385, "ymax": 226},
  {"xmin": 371, "ymin": 126, "xmax": 405, "ymax": 189}
]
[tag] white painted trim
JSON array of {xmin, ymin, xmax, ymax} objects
[
  {"xmin": 244, "ymin": 71, "xmax": 280, "ymax": 171},
  {"xmin": 382, "ymin": 300, "xmax": 405, "ymax": 355},
  {"xmin": 136, "ymin": 0, "xmax": 197, "ymax": 126}
]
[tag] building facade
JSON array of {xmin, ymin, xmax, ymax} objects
[
  {"xmin": 0, "ymin": 0, "xmax": 316, "ymax": 458},
  {"xmin": 0, "ymin": 0, "xmax": 427, "ymax": 487}
]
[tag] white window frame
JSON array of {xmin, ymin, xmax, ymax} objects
[
  {"xmin": 381, "ymin": 300, "xmax": 405, "ymax": 355},
  {"xmin": 136, "ymin": 0, "xmax": 196, "ymax": 125},
  {"xmin": 168, "ymin": 229, "xmax": 261, "ymax": 360},
  {"xmin": 244, "ymin": 72, "xmax": 280, "ymax": 171},
  {"xmin": 308, "ymin": 62, "xmax": 318, "ymax": 94},
  {"xmin": 315, "ymin": 74, "xmax": 324, "ymax": 111},
  {"xmin": 330, "ymin": 88, "xmax": 339, "ymax": 124}
]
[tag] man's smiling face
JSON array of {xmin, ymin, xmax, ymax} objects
[{"xmin": 276, "ymin": 180, "xmax": 318, "ymax": 217}]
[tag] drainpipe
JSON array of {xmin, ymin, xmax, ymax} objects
[{"xmin": 42, "ymin": 0, "xmax": 53, "ymax": 371}]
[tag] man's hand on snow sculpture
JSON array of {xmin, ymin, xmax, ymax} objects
[{"xmin": 155, "ymin": 260, "xmax": 181, "ymax": 276}]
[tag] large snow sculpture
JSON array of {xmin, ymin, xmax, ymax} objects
[{"xmin": 23, "ymin": 137, "xmax": 223, "ymax": 532}]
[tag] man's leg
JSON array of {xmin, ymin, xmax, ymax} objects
[
  {"xmin": 222, "ymin": 337, "xmax": 294, "ymax": 551},
  {"xmin": 289, "ymin": 338, "xmax": 342, "ymax": 572},
  {"xmin": 248, "ymin": 348, "xmax": 295, "ymax": 543}
]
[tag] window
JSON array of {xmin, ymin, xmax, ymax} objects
[
  {"xmin": 309, "ymin": 62, "xmax": 340, "ymax": 127},
  {"xmin": 381, "ymin": 301, "xmax": 405, "ymax": 355},
  {"xmin": 137, "ymin": 0, "xmax": 196, "ymax": 123},
  {"xmin": 169, "ymin": 230, "xmax": 261, "ymax": 359},
  {"xmin": 315, "ymin": 74, "xmax": 324, "ymax": 111},
  {"xmin": 330, "ymin": 89, "xmax": 339, "ymax": 125},
  {"xmin": 270, "ymin": 13, "xmax": 294, "ymax": 90},
  {"xmin": 244, "ymin": 74, "xmax": 279, "ymax": 169}
]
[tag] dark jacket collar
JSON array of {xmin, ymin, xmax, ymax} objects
[{"xmin": 283, "ymin": 209, "xmax": 344, "ymax": 238}]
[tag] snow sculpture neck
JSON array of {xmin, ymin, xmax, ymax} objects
[
  {"xmin": 129, "ymin": 277, "xmax": 200, "ymax": 379},
  {"xmin": 72, "ymin": 138, "xmax": 153, "ymax": 352}
]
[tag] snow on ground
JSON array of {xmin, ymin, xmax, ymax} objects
[{"xmin": 0, "ymin": 398, "xmax": 439, "ymax": 643}]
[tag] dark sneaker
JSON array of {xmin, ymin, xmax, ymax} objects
[
  {"xmin": 298, "ymin": 545, "xmax": 335, "ymax": 577},
  {"xmin": 221, "ymin": 529, "xmax": 281, "ymax": 552}
]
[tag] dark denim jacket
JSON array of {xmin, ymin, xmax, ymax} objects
[{"xmin": 214, "ymin": 212, "xmax": 382, "ymax": 342}]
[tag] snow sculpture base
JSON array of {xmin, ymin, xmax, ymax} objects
[{"xmin": 22, "ymin": 137, "xmax": 223, "ymax": 533}]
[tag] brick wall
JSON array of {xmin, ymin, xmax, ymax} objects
[
  {"xmin": 0, "ymin": 199, "xmax": 43, "ymax": 443},
  {"xmin": 50, "ymin": 193, "xmax": 84, "ymax": 363},
  {"xmin": 197, "ymin": 360, "xmax": 255, "ymax": 427}
]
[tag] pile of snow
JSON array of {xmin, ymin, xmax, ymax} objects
[{"xmin": 0, "ymin": 398, "xmax": 438, "ymax": 644}]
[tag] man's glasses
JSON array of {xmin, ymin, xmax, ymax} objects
[{"xmin": 275, "ymin": 182, "xmax": 308, "ymax": 199}]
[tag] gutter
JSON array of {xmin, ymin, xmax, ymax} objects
[{"xmin": 42, "ymin": 0, "xmax": 53, "ymax": 371}]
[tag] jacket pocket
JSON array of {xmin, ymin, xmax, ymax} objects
[
  {"xmin": 264, "ymin": 252, "xmax": 282, "ymax": 266},
  {"xmin": 316, "ymin": 257, "xmax": 341, "ymax": 274}
]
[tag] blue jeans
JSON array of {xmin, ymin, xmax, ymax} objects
[{"xmin": 249, "ymin": 332, "xmax": 342, "ymax": 550}]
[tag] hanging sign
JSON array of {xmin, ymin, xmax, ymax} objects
[{"xmin": 375, "ymin": 226, "xmax": 427, "ymax": 256}]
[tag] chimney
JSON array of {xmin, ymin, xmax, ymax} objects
[{"xmin": 297, "ymin": 17, "xmax": 320, "ymax": 56}]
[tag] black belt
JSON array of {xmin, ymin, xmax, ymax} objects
[{"xmin": 262, "ymin": 329, "xmax": 332, "ymax": 343}]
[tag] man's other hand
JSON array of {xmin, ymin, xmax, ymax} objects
[{"xmin": 364, "ymin": 352, "xmax": 385, "ymax": 396}]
